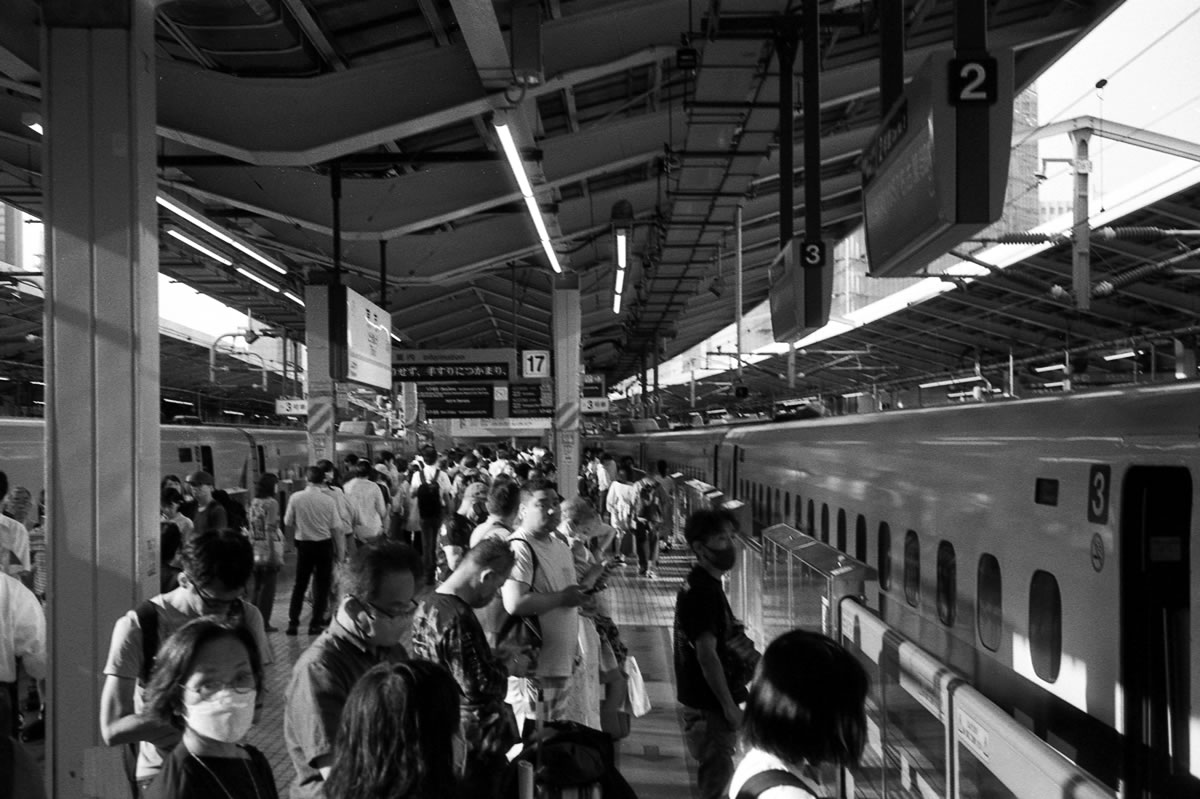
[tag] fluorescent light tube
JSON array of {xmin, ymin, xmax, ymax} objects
[
  {"xmin": 918, "ymin": 375, "xmax": 984, "ymax": 389},
  {"xmin": 1033, "ymin": 363, "xmax": 1066, "ymax": 373},
  {"xmin": 494, "ymin": 122, "xmax": 535, "ymax": 198},
  {"xmin": 612, "ymin": 291, "xmax": 622, "ymax": 314},
  {"xmin": 225, "ymin": 410, "xmax": 245, "ymax": 416},
  {"xmin": 616, "ymin": 231, "xmax": 627, "ymax": 269},
  {"xmin": 1103, "ymin": 350, "xmax": 1137, "ymax": 361},
  {"xmin": 390, "ymin": 331, "xmax": 403, "ymax": 343},
  {"xmin": 614, "ymin": 268, "xmax": 626, "ymax": 296},
  {"xmin": 524, "ymin": 196, "xmax": 551, "ymax": 240},
  {"xmin": 163, "ymin": 398, "xmax": 193, "ymax": 407},
  {"xmin": 540, "ymin": 239, "xmax": 562, "ymax": 273},
  {"xmin": 157, "ymin": 194, "xmax": 287, "ymax": 275},
  {"xmin": 283, "ymin": 290, "xmax": 305, "ymax": 307},
  {"xmin": 235, "ymin": 267, "xmax": 280, "ymax": 293},
  {"xmin": 167, "ymin": 228, "xmax": 232, "ymax": 265},
  {"xmin": 1042, "ymin": 381, "xmax": 1066, "ymax": 389}
]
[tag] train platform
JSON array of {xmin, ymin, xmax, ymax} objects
[{"xmin": 248, "ymin": 544, "xmax": 699, "ymax": 798}]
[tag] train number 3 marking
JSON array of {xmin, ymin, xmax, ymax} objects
[{"xmin": 1087, "ymin": 464, "xmax": 1111, "ymax": 524}]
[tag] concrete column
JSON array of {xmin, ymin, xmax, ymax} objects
[
  {"xmin": 43, "ymin": 2, "xmax": 159, "ymax": 795},
  {"xmin": 552, "ymin": 274, "xmax": 580, "ymax": 500}
]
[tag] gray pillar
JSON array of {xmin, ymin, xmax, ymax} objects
[
  {"xmin": 552, "ymin": 274, "xmax": 581, "ymax": 499},
  {"xmin": 43, "ymin": 2, "xmax": 160, "ymax": 794},
  {"xmin": 306, "ymin": 284, "xmax": 338, "ymax": 463}
]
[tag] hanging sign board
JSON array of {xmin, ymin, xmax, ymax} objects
[
  {"xmin": 345, "ymin": 287, "xmax": 392, "ymax": 390},
  {"xmin": 510, "ymin": 383, "xmax": 554, "ymax": 418},
  {"xmin": 418, "ymin": 384, "xmax": 495, "ymax": 419},
  {"xmin": 392, "ymin": 348, "xmax": 517, "ymax": 383}
]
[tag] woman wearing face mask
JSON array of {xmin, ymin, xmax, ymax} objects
[{"xmin": 141, "ymin": 617, "xmax": 276, "ymax": 799}]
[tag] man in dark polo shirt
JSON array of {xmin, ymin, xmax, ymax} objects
[
  {"xmin": 673, "ymin": 508, "xmax": 757, "ymax": 799},
  {"xmin": 284, "ymin": 539, "xmax": 421, "ymax": 799},
  {"xmin": 187, "ymin": 470, "xmax": 226, "ymax": 537}
]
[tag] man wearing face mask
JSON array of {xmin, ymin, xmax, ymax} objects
[
  {"xmin": 100, "ymin": 529, "xmax": 270, "ymax": 796},
  {"xmin": 673, "ymin": 508, "xmax": 758, "ymax": 799},
  {"xmin": 284, "ymin": 539, "xmax": 421, "ymax": 799},
  {"xmin": 411, "ymin": 537, "xmax": 525, "ymax": 799}
]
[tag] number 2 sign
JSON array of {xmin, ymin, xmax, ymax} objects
[{"xmin": 522, "ymin": 350, "xmax": 551, "ymax": 379}]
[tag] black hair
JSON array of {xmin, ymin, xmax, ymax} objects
[
  {"xmin": 337, "ymin": 539, "xmax": 421, "ymax": 601},
  {"xmin": 463, "ymin": 536, "xmax": 515, "ymax": 572},
  {"xmin": 161, "ymin": 474, "xmax": 183, "ymax": 490},
  {"xmin": 421, "ymin": 445, "xmax": 438, "ymax": 465},
  {"xmin": 315, "ymin": 459, "xmax": 335, "ymax": 475},
  {"xmin": 142, "ymin": 617, "xmax": 264, "ymax": 730},
  {"xmin": 683, "ymin": 508, "xmax": 738, "ymax": 546},
  {"xmin": 179, "ymin": 528, "xmax": 253, "ymax": 591},
  {"xmin": 379, "ymin": 450, "xmax": 394, "ymax": 463},
  {"xmin": 161, "ymin": 487, "xmax": 184, "ymax": 507},
  {"xmin": 657, "ymin": 459, "xmax": 668, "ymax": 476},
  {"xmin": 306, "ymin": 465, "xmax": 326, "ymax": 484},
  {"xmin": 742, "ymin": 629, "xmax": 868, "ymax": 768},
  {"xmin": 461, "ymin": 453, "xmax": 478, "ymax": 469},
  {"xmin": 486, "ymin": 477, "xmax": 522, "ymax": 518},
  {"xmin": 478, "ymin": 445, "xmax": 493, "ymax": 460},
  {"xmin": 355, "ymin": 460, "xmax": 373, "ymax": 478},
  {"xmin": 513, "ymin": 461, "xmax": 532, "ymax": 482},
  {"xmin": 255, "ymin": 472, "xmax": 278, "ymax": 500},
  {"xmin": 344, "ymin": 453, "xmax": 360, "ymax": 465},
  {"xmin": 325, "ymin": 660, "xmax": 460, "ymax": 799}
]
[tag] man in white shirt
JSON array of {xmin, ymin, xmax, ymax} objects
[
  {"xmin": 502, "ymin": 479, "xmax": 585, "ymax": 728},
  {"xmin": 344, "ymin": 460, "xmax": 388, "ymax": 543},
  {"xmin": 0, "ymin": 572, "xmax": 44, "ymax": 739},
  {"xmin": 284, "ymin": 466, "xmax": 349, "ymax": 636},
  {"xmin": 0, "ymin": 473, "xmax": 31, "ymax": 581}
]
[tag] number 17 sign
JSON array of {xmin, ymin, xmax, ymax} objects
[{"xmin": 522, "ymin": 350, "xmax": 551, "ymax": 379}]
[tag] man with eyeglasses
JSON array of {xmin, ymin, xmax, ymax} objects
[
  {"xmin": 100, "ymin": 529, "xmax": 271, "ymax": 796},
  {"xmin": 285, "ymin": 538, "xmax": 421, "ymax": 799}
]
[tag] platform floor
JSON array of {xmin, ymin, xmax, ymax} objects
[{"xmin": 247, "ymin": 543, "xmax": 700, "ymax": 798}]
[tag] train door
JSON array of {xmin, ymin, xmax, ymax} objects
[
  {"xmin": 1119, "ymin": 466, "xmax": 1195, "ymax": 797},
  {"xmin": 711, "ymin": 444, "xmax": 720, "ymax": 488},
  {"xmin": 730, "ymin": 445, "xmax": 739, "ymax": 499},
  {"xmin": 200, "ymin": 445, "xmax": 214, "ymax": 481}
]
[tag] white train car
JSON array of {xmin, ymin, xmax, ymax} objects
[{"xmin": 603, "ymin": 382, "xmax": 1200, "ymax": 797}]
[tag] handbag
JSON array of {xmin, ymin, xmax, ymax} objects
[
  {"xmin": 625, "ymin": 655, "xmax": 651, "ymax": 717},
  {"xmin": 496, "ymin": 536, "xmax": 543, "ymax": 670},
  {"xmin": 721, "ymin": 623, "xmax": 761, "ymax": 687}
]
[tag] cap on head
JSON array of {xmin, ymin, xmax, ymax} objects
[{"xmin": 186, "ymin": 470, "xmax": 214, "ymax": 487}]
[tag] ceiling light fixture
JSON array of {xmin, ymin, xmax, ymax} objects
[
  {"xmin": 1103, "ymin": 350, "xmax": 1138, "ymax": 361},
  {"xmin": 235, "ymin": 267, "xmax": 280, "ymax": 293},
  {"xmin": 21, "ymin": 112, "xmax": 42, "ymax": 136},
  {"xmin": 493, "ymin": 115, "xmax": 562, "ymax": 273},
  {"xmin": 611, "ymin": 200, "xmax": 633, "ymax": 315},
  {"xmin": 390, "ymin": 331, "xmax": 403, "ymax": 344},
  {"xmin": 163, "ymin": 398, "xmax": 193, "ymax": 407},
  {"xmin": 1033, "ymin": 363, "xmax": 1066, "ymax": 373},
  {"xmin": 167, "ymin": 228, "xmax": 232, "ymax": 266},
  {"xmin": 282, "ymin": 290, "xmax": 305, "ymax": 307},
  {"xmin": 156, "ymin": 194, "xmax": 288, "ymax": 276},
  {"xmin": 918, "ymin": 375, "xmax": 984, "ymax": 389}
]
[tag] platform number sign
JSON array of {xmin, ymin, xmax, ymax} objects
[
  {"xmin": 1087, "ymin": 464, "xmax": 1111, "ymax": 524},
  {"xmin": 949, "ymin": 56, "xmax": 999, "ymax": 105},
  {"xmin": 801, "ymin": 239, "xmax": 826, "ymax": 267},
  {"xmin": 522, "ymin": 350, "xmax": 551, "ymax": 379}
]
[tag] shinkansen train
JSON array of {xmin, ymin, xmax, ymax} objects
[
  {"xmin": 601, "ymin": 382, "xmax": 1200, "ymax": 797},
  {"xmin": 0, "ymin": 419, "xmax": 397, "ymax": 504}
]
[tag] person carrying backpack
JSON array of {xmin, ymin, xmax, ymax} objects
[
  {"xmin": 99, "ymin": 529, "xmax": 271, "ymax": 795},
  {"xmin": 415, "ymin": 446, "xmax": 453, "ymax": 584},
  {"xmin": 632, "ymin": 469, "xmax": 665, "ymax": 578}
]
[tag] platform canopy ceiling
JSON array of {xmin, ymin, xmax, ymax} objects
[{"xmin": 0, "ymin": 0, "xmax": 1129, "ymax": 398}]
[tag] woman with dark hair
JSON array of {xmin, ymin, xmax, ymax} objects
[
  {"xmin": 325, "ymin": 660, "xmax": 461, "ymax": 799},
  {"xmin": 248, "ymin": 473, "xmax": 282, "ymax": 631},
  {"xmin": 163, "ymin": 475, "xmax": 198, "ymax": 522},
  {"xmin": 141, "ymin": 617, "xmax": 276, "ymax": 799},
  {"xmin": 729, "ymin": 630, "xmax": 869, "ymax": 799}
]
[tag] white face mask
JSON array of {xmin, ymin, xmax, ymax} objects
[{"xmin": 184, "ymin": 689, "xmax": 257, "ymax": 743}]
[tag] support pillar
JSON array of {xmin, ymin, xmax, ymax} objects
[
  {"xmin": 1070, "ymin": 129, "xmax": 1093, "ymax": 311},
  {"xmin": 552, "ymin": 274, "xmax": 581, "ymax": 499},
  {"xmin": 43, "ymin": 2, "xmax": 160, "ymax": 795},
  {"xmin": 306, "ymin": 284, "xmax": 340, "ymax": 463}
]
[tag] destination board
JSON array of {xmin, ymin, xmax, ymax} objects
[
  {"xmin": 418, "ymin": 384, "xmax": 494, "ymax": 419},
  {"xmin": 509, "ymin": 383, "xmax": 553, "ymax": 418}
]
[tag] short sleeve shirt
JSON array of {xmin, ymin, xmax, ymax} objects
[
  {"xmin": 673, "ymin": 566, "xmax": 745, "ymax": 710},
  {"xmin": 507, "ymin": 530, "xmax": 578, "ymax": 680},
  {"xmin": 284, "ymin": 619, "xmax": 406, "ymax": 799},
  {"xmin": 436, "ymin": 513, "xmax": 475, "ymax": 581},
  {"xmin": 411, "ymin": 593, "xmax": 507, "ymax": 709},
  {"xmin": 102, "ymin": 591, "xmax": 272, "ymax": 779},
  {"xmin": 145, "ymin": 743, "xmax": 279, "ymax": 799}
]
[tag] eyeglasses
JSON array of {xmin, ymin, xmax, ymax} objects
[
  {"xmin": 355, "ymin": 595, "xmax": 418, "ymax": 620},
  {"xmin": 193, "ymin": 583, "xmax": 246, "ymax": 614},
  {"xmin": 181, "ymin": 673, "xmax": 257, "ymax": 702}
]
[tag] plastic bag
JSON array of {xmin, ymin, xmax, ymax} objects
[{"xmin": 625, "ymin": 655, "xmax": 651, "ymax": 717}]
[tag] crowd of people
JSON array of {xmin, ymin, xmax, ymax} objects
[{"xmin": 0, "ymin": 443, "xmax": 871, "ymax": 799}]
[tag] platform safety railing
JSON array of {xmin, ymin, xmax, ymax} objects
[{"xmin": 838, "ymin": 599, "xmax": 1113, "ymax": 799}]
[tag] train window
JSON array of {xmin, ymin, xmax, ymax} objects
[
  {"xmin": 177, "ymin": 448, "xmax": 193, "ymax": 463},
  {"xmin": 807, "ymin": 500, "xmax": 815, "ymax": 536},
  {"xmin": 794, "ymin": 495, "xmax": 802, "ymax": 529},
  {"xmin": 977, "ymin": 554, "xmax": 1002, "ymax": 651},
  {"xmin": 903, "ymin": 530, "xmax": 920, "ymax": 607},
  {"xmin": 784, "ymin": 492, "xmax": 791, "ymax": 520},
  {"xmin": 1034, "ymin": 477, "xmax": 1059, "ymax": 506},
  {"xmin": 877, "ymin": 523, "xmax": 892, "ymax": 590},
  {"xmin": 200, "ymin": 446, "xmax": 214, "ymax": 479},
  {"xmin": 836, "ymin": 509, "xmax": 847, "ymax": 551},
  {"xmin": 1029, "ymin": 570, "xmax": 1062, "ymax": 682},
  {"xmin": 855, "ymin": 515, "xmax": 867, "ymax": 561},
  {"xmin": 774, "ymin": 488, "xmax": 781, "ymax": 523},
  {"xmin": 820, "ymin": 504, "xmax": 830, "ymax": 544},
  {"xmin": 256, "ymin": 446, "xmax": 266, "ymax": 475},
  {"xmin": 936, "ymin": 541, "xmax": 956, "ymax": 627}
]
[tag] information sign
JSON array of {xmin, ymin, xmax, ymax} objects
[
  {"xmin": 862, "ymin": 49, "xmax": 1013, "ymax": 277},
  {"xmin": 392, "ymin": 348, "xmax": 516, "ymax": 383},
  {"xmin": 418, "ymin": 384, "xmax": 494, "ymax": 419},
  {"xmin": 449, "ymin": 417, "xmax": 552, "ymax": 437},
  {"xmin": 581, "ymin": 397, "xmax": 610, "ymax": 414},
  {"xmin": 275, "ymin": 398, "xmax": 307, "ymax": 415},
  {"xmin": 582, "ymin": 373, "xmax": 606, "ymax": 397},
  {"xmin": 521, "ymin": 350, "xmax": 551, "ymax": 379},
  {"xmin": 510, "ymin": 383, "xmax": 554, "ymax": 418},
  {"xmin": 345, "ymin": 287, "xmax": 392, "ymax": 389}
]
